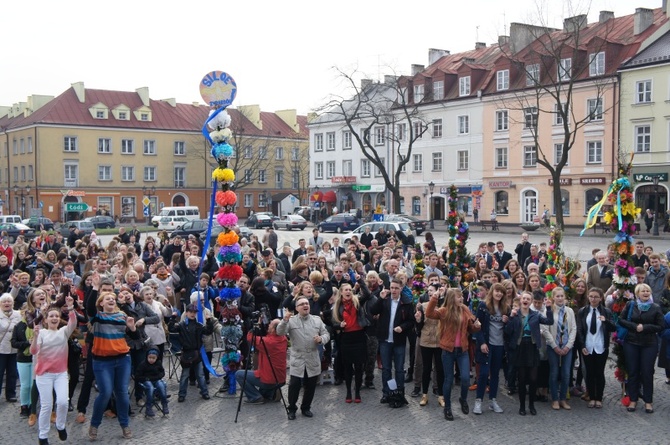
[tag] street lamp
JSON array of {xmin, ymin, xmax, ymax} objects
[
  {"xmin": 314, "ymin": 186, "xmax": 320, "ymax": 225},
  {"xmin": 653, "ymin": 176, "xmax": 660, "ymax": 236},
  {"xmin": 142, "ymin": 186, "xmax": 156, "ymax": 225},
  {"xmin": 13, "ymin": 185, "xmax": 31, "ymax": 219},
  {"xmin": 428, "ymin": 181, "xmax": 435, "ymax": 229}
]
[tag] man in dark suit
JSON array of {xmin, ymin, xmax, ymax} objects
[
  {"xmin": 586, "ymin": 251, "xmax": 613, "ymax": 290},
  {"xmin": 332, "ymin": 237, "xmax": 346, "ymax": 259},
  {"xmin": 292, "ymin": 239, "xmax": 308, "ymax": 263},
  {"xmin": 493, "ymin": 241, "xmax": 513, "ymax": 271},
  {"xmin": 514, "ymin": 233, "xmax": 532, "ymax": 267},
  {"xmin": 474, "ymin": 242, "xmax": 494, "ymax": 269}
]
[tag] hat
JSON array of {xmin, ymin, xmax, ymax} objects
[
  {"xmin": 147, "ymin": 348, "xmax": 159, "ymax": 357},
  {"xmin": 261, "ymin": 249, "xmax": 272, "ymax": 257},
  {"xmin": 185, "ymin": 304, "xmax": 198, "ymax": 312}
]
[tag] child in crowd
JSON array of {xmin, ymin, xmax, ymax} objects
[{"xmin": 135, "ymin": 348, "xmax": 169, "ymax": 416}]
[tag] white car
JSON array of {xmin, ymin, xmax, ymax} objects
[
  {"xmin": 156, "ymin": 216, "xmax": 188, "ymax": 231},
  {"xmin": 343, "ymin": 221, "xmax": 412, "ymax": 244}
]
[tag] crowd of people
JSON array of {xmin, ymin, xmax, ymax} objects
[{"xmin": 0, "ymin": 223, "xmax": 669, "ymax": 442}]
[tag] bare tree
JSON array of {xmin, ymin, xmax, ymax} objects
[
  {"xmin": 283, "ymin": 147, "xmax": 310, "ymax": 205},
  {"xmin": 496, "ymin": 9, "xmax": 615, "ymax": 229},
  {"xmin": 318, "ymin": 68, "xmax": 428, "ymax": 213}
]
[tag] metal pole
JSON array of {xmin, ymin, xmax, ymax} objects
[
  {"xmin": 653, "ymin": 185, "xmax": 660, "ymax": 236},
  {"xmin": 430, "ymin": 192, "xmax": 434, "ymax": 229}
]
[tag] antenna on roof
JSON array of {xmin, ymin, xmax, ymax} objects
[
  {"xmin": 503, "ymin": 11, "xmax": 507, "ymax": 36},
  {"xmin": 476, "ymin": 25, "xmax": 480, "ymax": 42}
]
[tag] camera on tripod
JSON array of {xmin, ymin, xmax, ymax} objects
[{"xmin": 251, "ymin": 305, "xmax": 270, "ymax": 337}]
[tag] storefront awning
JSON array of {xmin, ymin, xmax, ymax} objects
[{"xmin": 322, "ymin": 191, "xmax": 337, "ymax": 203}]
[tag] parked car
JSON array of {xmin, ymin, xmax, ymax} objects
[
  {"xmin": 156, "ymin": 216, "xmax": 189, "ymax": 231},
  {"xmin": 255, "ymin": 212, "xmax": 280, "ymax": 222},
  {"xmin": 343, "ymin": 221, "xmax": 412, "ymax": 244},
  {"xmin": 84, "ymin": 215, "xmax": 116, "ymax": 229},
  {"xmin": 245, "ymin": 214, "xmax": 273, "ymax": 229},
  {"xmin": 385, "ymin": 214, "xmax": 428, "ymax": 235},
  {"xmin": 318, "ymin": 214, "xmax": 360, "ymax": 233},
  {"xmin": 273, "ymin": 215, "xmax": 307, "ymax": 231},
  {"xmin": 23, "ymin": 217, "xmax": 55, "ymax": 231},
  {"xmin": 201, "ymin": 225, "xmax": 253, "ymax": 246},
  {"xmin": 293, "ymin": 206, "xmax": 312, "ymax": 219},
  {"xmin": 58, "ymin": 220, "xmax": 95, "ymax": 237},
  {"xmin": 170, "ymin": 219, "xmax": 210, "ymax": 239},
  {"xmin": 0, "ymin": 223, "xmax": 36, "ymax": 242}
]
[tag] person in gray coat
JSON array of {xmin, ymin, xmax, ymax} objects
[{"xmin": 277, "ymin": 297, "xmax": 330, "ymax": 420}]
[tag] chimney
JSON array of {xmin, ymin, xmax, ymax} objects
[
  {"xmin": 635, "ymin": 8, "xmax": 654, "ymax": 35},
  {"xmin": 428, "ymin": 48, "xmax": 450, "ymax": 65},
  {"xmin": 360, "ymin": 79, "xmax": 373, "ymax": 90},
  {"xmin": 510, "ymin": 23, "xmax": 555, "ymax": 53},
  {"xmin": 71, "ymin": 81, "xmax": 85, "ymax": 103},
  {"xmin": 384, "ymin": 75, "xmax": 398, "ymax": 85},
  {"xmin": 192, "ymin": 102, "xmax": 200, "ymax": 107},
  {"xmin": 136, "ymin": 87, "xmax": 150, "ymax": 107},
  {"xmin": 161, "ymin": 98, "xmax": 176, "ymax": 107},
  {"xmin": 275, "ymin": 109, "xmax": 300, "ymax": 133},
  {"xmin": 27, "ymin": 95, "xmax": 54, "ymax": 114},
  {"xmin": 498, "ymin": 35, "xmax": 509, "ymax": 45},
  {"xmin": 411, "ymin": 64, "xmax": 425, "ymax": 76},
  {"xmin": 664, "ymin": 0, "xmax": 667, "ymax": 13},
  {"xmin": 475, "ymin": 42, "xmax": 487, "ymax": 49},
  {"xmin": 238, "ymin": 104, "xmax": 262, "ymax": 130},
  {"xmin": 0, "ymin": 106, "xmax": 9, "ymax": 118},
  {"xmin": 599, "ymin": 11, "xmax": 614, "ymax": 23},
  {"xmin": 563, "ymin": 14, "xmax": 587, "ymax": 33}
]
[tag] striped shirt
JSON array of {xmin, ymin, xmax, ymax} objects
[{"xmin": 91, "ymin": 311, "xmax": 130, "ymax": 358}]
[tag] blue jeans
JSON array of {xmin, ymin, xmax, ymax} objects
[
  {"xmin": 179, "ymin": 360, "xmax": 208, "ymax": 398},
  {"xmin": 234, "ymin": 369, "xmax": 280, "ymax": 401},
  {"xmin": 476, "ymin": 344, "xmax": 504, "ymax": 400},
  {"xmin": 442, "ymin": 348, "xmax": 470, "ymax": 409},
  {"xmin": 547, "ymin": 347, "xmax": 573, "ymax": 401},
  {"xmin": 17, "ymin": 362, "xmax": 33, "ymax": 406},
  {"xmin": 91, "ymin": 355, "xmax": 131, "ymax": 428},
  {"xmin": 379, "ymin": 341, "xmax": 406, "ymax": 396},
  {"xmin": 140, "ymin": 380, "xmax": 168, "ymax": 406}
]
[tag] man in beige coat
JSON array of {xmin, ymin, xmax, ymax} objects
[{"xmin": 277, "ymin": 297, "xmax": 329, "ymax": 420}]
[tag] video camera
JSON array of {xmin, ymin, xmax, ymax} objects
[{"xmin": 251, "ymin": 304, "xmax": 270, "ymax": 337}]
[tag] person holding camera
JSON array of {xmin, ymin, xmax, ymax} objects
[
  {"xmin": 277, "ymin": 297, "xmax": 330, "ymax": 420},
  {"xmin": 235, "ymin": 318, "xmax": 287, "ymax": 404}
]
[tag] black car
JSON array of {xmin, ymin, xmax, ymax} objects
[
  {"xmin": 0, "ymin": 223, "xmax": 36, "ymax": 242},
  {"xmin": 256, "ymin": 212, "xmax": 280, "ymax": 222},
  {"xmin": 385, "ymin": 214, "xmax": 428, "ymax": 235},
  {"xmin": 245, "ymin": 214, "xmax": 273, "ymax": 229},
  {"xmin": 84, "ymin": 215, "xmax": 116, "ymax": 229},
  {"xmin": 24, "ymin": 217, "xmax": 55, "ymax": 231},
  {"xmin": 318, "ymin": 214, "xmax": 360, "ymax": 233},
  {"xmin": 200, "ymin": 225, "xmax": 253, "ymax": 246},
  {"xmin": 170, "ymin": 219, "xmax": 209, "ymax": 239}
]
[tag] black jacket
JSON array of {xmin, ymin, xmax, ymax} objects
[
  {"xmin": 11, "ymin": 320, "xmax": 32, "ymax": 363},
  {"xmin": 617, "ymin": 301, "xmax": 665, "ymax": 346},
  {"xmin": 370, "ymin": 293, "xmax": 414, "ymax": 345},
  {"xmin": 576, "ymin": 305, "xmax": 615, "ymax": 351},
  {"xmin": 135, "ymin": 351, "xmax": 166, "ymax": 383},
  {"xmin": 168, "ymin": 316, "xmax": 214, "ymax": 352}
]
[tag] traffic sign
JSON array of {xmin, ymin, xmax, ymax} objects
[
  {"xmin": 142, "ymin": 197, "xmax": 151, "ymax": 206},
  {"xmin": 314, "ymin": 202, "xmax": 320, "ymax": 208},
  {"xmin": 143, "ymin": 206, "xmax": 150, "ymax": 217},
  {"xmin": 66, "ymin": 203, "xmax": 89, "ymax": 212}
]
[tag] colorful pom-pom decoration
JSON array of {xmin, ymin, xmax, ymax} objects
[
  {"xmin": 217, "ymin": 212, "xmax": 239, "ymax": 227},
  {"xmin": 217, "ymin": 231, "xmax": 239, "ymax": 247},
  {"xmin": 220, "ymin": 286, "xmax": 242, "ymax": 301}
]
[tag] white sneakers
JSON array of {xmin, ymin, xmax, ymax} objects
[
  {"xmin": 490, "ymin": 399, "xmax": 504, "ymax": 413},
  {"xmin": 473, "ymin": 399, "xmax": 482, "ymax": 414}
]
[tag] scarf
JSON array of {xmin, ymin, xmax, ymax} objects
[{"xmin": 636, "ymin": 299, "xmax": 652, "ymax": 312}]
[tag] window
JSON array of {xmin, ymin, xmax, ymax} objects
[
  {"xmin": 258, "ymin": 170, "xmax": 267, "ymax": 183},
  {"xmin": 399, "ymin": 197, "xmax": 405, "ymax": 214},
  {"xmin": 587, "ymin": 141, "xmax": 603, "ymax": 164},
  {"xmin": 258, "ymin": 146, "xmax": 267, "ymax": 159},
  {"xmin": 459, "ymin": 76, "xmax": 470, "ymax": 96},
  {"xmin": 585, "ymin": 189, "xmax": 604, "ymax": 214},
  {"xmin": 374, "ymin": 127, "xmax": 385, "ymax": 145},
  {"xmin": 589, "ymin": 52, "xmax": 605, "ymax": 76},
  {"xmin": 314, "ymin": 133, "xmax": 323, "ymax": 151},
  {"xmin": 636, "ymin": 80, "xmax": 652, "ymax": 104},
  {"xmin": 414, "ymin": 84, "xmax": 424, "ymax": 102},
  {"xmin": 554, "ymin": 189, "xmax": 570, "ymax": 216},
  {"xmin": 359, "ymin": 159, "xmax": 370, "ymax": 178},
  {"xmin": 457, "ymin": 151, "xmax": 469, "ymax": 170},
  {"xmin": 413, "ymin": 154, "xmax": 422, "ymax": 172},
  {"xmin": 96, "ymin": 110, "xmax": 105, "ymax": 119},
  {"xmin": 398, "ymin": 155, "xmax": 406, "ymax": 173},
  {"xmin": 412, "ymin": 197, "xmax": 421, "ymax": 216},
  {"xmin": 121, "ymin": 139, "xmax": 134, "ymax": 154},
  {"xmin": 292, "ymin": 169, "xmax": 300, "ymax": 189},
  {"xmin": 587, "ymin": 98, "xmax": 603, "ymax": 121},
  {"xmin": 291, "ymin": 147, "xmax": 300, "ymax": 160},
  {"xmin": 28, "ymin": 165, "xmax": 33, "ymax": 181},
  {"xmin": 432, "ymin": 152, "xmax": 442, "ymax": 172},
  {"xmin": 375, "ymin": 157, "xmax": 385, "ymax": 177},
  {"xmin": 315, "ymin": 162, "xmax": 323, "ymax": 179},
  {"xmin": 20, "ymin": 139, "xmax": 25, "ymax": 154},
  {"xmin": 118, "ymin": 111, "xmax": 127, "ymax": 120},
  {"xmin": 326, "ymin": 132, "xmax": 336, "ymax": 150},
  {"xmin": 143, "ymin": 140, "xmax": 156, "ymax": 155},
  {"xmin": 144, "ymin": 166, "xmax": 156, "ymax": 181},
  {"xmin": 20, "ymin": 166, "xmax": 25, "ymax": 181},
  {"xmin": 275, "ymin": 171, "xmax": 283, "ymax": 188},
  {"xmin": 244, "ymin": 169, "xmax": 252, "ymax": 184},
  {"xmin": 244, "ymin": 194, "xmax": 253, "ymax": 208},
  {"xmin": 397, "ymin": 123, "xmax": 406, "ymax": 141},
  {"xmin": 558, "ymin": 58, "xmax": 572, "ymax": 81},
  {"xmin": 496, "ymin": 110, "xmax": 508, "ymax": 131},
  {"xmin": 64, "ymin": 164, "xmax": 78, "ymax": 186},
  {"xmin": 174, "ymin": 141, "xmax": 185, "ymax": 156},
  {"xmin": 275, "ymin": 146, "xmax": 284, "ymax": 160},
  {"xmin": 496, "ymin": 147, "xmax": 508, "ymax": 169},
  {"xmin": 121, "ymin": 166, "xmax": 134, "ymax": 181},
  {"xmin": 554, "ymin": 103, "xmax": 564, "ymax": 125},
  {"xmin": 12, "ymin": 140, "xmax": 17, "ymax": 155},
  {"xmin": 140, "ymin": 113, "xmax": 149, "ymax": 121},
  {"xmin": 342, "ymin": 160, "xmax": 352, "ymax": 176},
  {"xmin": 174, "ymin": 166, "xmax": 185, "ymax": 187},
  {"xmin": 326, "ymin": 161, "xmax": 336, "ymax": 179},
  {"xmin": 412, "ymin": 121, "xmax": 423, "ymax": 139},
  {"xmin": 458, "ymin": 115, "xmax": 469, "ymax": 134},
  {"xmin": 13, "ymin": 166, "xmax": 17, "ymax": 182},
  {"xmin": 495, "ymin": 191, "xmax": 509, "ymax": 215},
  {"xmin": 244, "ymin": 145, "xmax": 252, "ymax": 158},
  {"xmin": 497, "ymin": 70, "xmax": 509, "ymax": 91},
  {"xmin": 523, "ymin": 146, "xmax": 537, "ymax": 167},
  {"xmin": 98, "ymin": 165, "xmax": 112, "ymax": 181},
  {"xmin": 554, "ymin": 143, "xmax": 566, "ymax": 165},
  {"xmin": 524, "ymin": 107, "xmax": 538, "ymax": 129},
  {"xmin": 526, "ymin": 63, "xmax": 540, "ymax": 86},
  {"xmin": 634, "ymin": 125, "xmax": 651, "ymax": 152},
  {"xmin": 98, "ymin": 138, "xmax": 112, "ymax": 154},
  {"xmin": 432, "ymin": 119, "xmax": 442, "ymax": 138},
  {"xmin": 343, "ymin": 131, "xmax": 352, "ymax": 149},
  {"xmin": 121, "ymin": 197, "xmax": 136, "ymax": 218},
  {"xmin": 433, "ymin": 80, "xmax": 444, "ymax": 99}
]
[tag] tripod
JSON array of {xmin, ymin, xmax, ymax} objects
[{"xmin": 234, "ymin": 323, "xmax": 289, "ymax": 422}]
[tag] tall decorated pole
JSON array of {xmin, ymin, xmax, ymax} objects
[
  {"xmin": 446, "ymin": 185, "xmax": 470, "ymax": 287},
  {"xmin": 199, "ymin": 71, "xmax": 244, "ymax": 394},
  {"xmin": 580, "ymin": 152, "xmax": 640, "ymax": 399}
]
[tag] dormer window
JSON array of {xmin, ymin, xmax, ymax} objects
[
  {"xmin": 96, "ymin": 110, "xmax": 105, "ymax": 119},
  {"xmin": 459, "ymin": 76, "xmax": 471, "ymax": 96},
  {"xmin": 119, "ymin": 112, "xmax": 127, "ymax": 120},
  {"xmin": 141, "ymin": 113, "xmax": 149, "ymax": 121}
]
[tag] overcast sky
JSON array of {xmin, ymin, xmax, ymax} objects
[{"xmin": 1, "ymin": 0, "xmax": 661, "ymax": 115}]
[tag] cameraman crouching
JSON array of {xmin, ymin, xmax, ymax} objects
[{"xmin": 235, "ymin": 319, "xmax": 287, "ymax": 404}]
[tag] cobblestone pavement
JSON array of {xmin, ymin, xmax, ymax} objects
[{"xmin": 2, "ymin": 357, "xmax": 669, "ymax": 445}]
